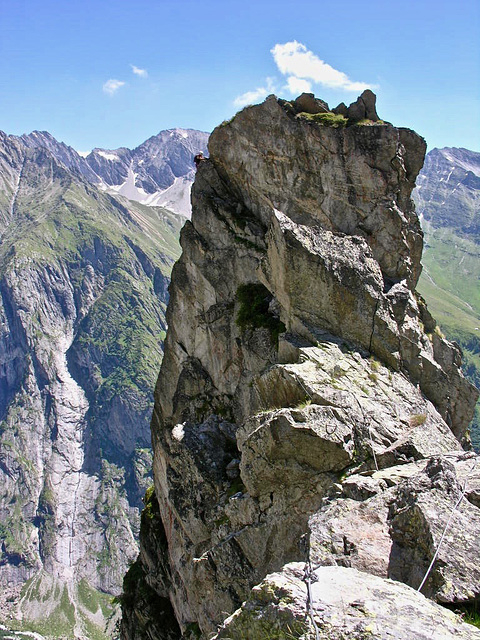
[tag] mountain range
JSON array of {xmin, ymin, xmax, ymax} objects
[
  {"xmin": 0, "ymin": 127, "xmax": 199, "ymax": 638},
  {"xmin": 413, "ymin": 146, "xmax": 480, "ymax": 448},
  {"xmin": 12, "ymin": 128, "xmax": 209, "ymax": 218}
]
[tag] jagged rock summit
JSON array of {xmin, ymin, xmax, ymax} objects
[{"xmin": 120, "ymin": 93, "xmax": 480, "ymax": 639}]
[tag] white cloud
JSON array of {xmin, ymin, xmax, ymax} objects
[
  {"xmin": 232, "ymin": 43, "xmax": 374, "ymax": 108},
  {"xmin": 271, "ymin": 41, "xmax": 372, "ymax": 92},
  {"xmin": 234, "ymin": 77, "xmax": 275, "ymax": 107},
  {"xmin": 284, "ymin": 76, "xmax": 312, "ymax": 95},
  {"xmin": 130, "ymin": 64, "xmax": 148, "ymax": 78},
  {"xmin": 234, "ymin": 87, "xmax": 269, "ymax": 107},
  {"xmin": 103, "ymin": 79, "xmax": 126, "ymax": 96}
]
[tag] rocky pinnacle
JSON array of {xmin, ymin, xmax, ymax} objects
[{"xmin": 120, "ymin": 92, "xmax": 480, "ymax": 640}]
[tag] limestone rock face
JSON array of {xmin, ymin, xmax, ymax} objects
[
  {"xmin": 120, "ymin": 94, "xmax": 479, "ymax": 639},
  {"xmin": 209, "ymin": 94, "xmax": 423, "ymax": 288},
  {"xmin": 119, "ymin": 488, "xmax": 180, "ymax": 640}
]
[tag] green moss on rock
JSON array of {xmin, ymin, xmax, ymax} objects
[
  {"xmin": 236, "ymin": 283, "xmax": 286, "ymax": 343},
  {"xmin": 297, "ymin": 111, "xmax": 348, "ymax": 128}
]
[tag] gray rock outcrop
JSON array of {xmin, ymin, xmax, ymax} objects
[
  {"xmin": 120, "ymin": 93, "xmax": 479, "ymax": 640},
  {"xmin": 214, "ymin": 564, "xmax": 480, "ymax": 640},
  {"xmin": 309, "ymin": 452, "xmax": 480, "ymax": 603},
  {"xmin": 292, "ymin": 93, "xmax": 329, "ymax": 114},
  {"xmin": 344, "ymin": 88, "xmax": 380, "ymax": 122}
]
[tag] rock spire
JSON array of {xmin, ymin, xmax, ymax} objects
[{"xmin": 120, "ymin": 93, "xmax": 479, "ymax": 640}]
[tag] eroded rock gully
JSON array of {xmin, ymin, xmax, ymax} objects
[
  {"xmin": 0, "ymin": 132, "xmax": 184, "ymax": 635},
  {"xmin": 120, "ymin": 93, "xmax": 480, "ymax": 639}
]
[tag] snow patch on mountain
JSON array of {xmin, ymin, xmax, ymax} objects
[
  {"xmin": 146, "ymin": 176, "xmax": 194, "ymax": 218},
  {"xmin": 101, "ymin": 172, "xmax": 195, "ymax": 218},
  {"xmin": 103, "ymin": 166, "xmax": 150, "ymax": 201},
  {"xmin": 169, "ymin": 129, "xmax": 189, "ymax": 139},
  {"xmin": 89, "ymin": 128, "xmax": 209, "ymax": 216},
  {"xmin": 97, "ymin": 150, "xmax": 119, "ymax": 162},
  {"xmin": 440, "ymin": 148, "xmax": 480, "ymax": 177}
]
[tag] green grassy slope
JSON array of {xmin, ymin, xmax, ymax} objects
[
  {"xmin": 414, "ymin": 147, "xmax": 480, "ymax": 451},
  {"xmin": 418, "ymin": 225, "xmax": 480, "ymax": 450},
  {"xmin": 0, "ymin": 146, "xmax": 184, "ymax": 637}
]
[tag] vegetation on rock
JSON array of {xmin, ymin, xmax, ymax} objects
[
  {"xmin": 296, "ymin": 111, "xmax": 348, "ymax": 127},
  {"xmin": 236, "ymin": 283, "xmax": 285, "ymax": 342}
]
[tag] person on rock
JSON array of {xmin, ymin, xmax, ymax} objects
[{"xmin": 194, "ymin": 152, "xmax": 207, "ymax": 168}]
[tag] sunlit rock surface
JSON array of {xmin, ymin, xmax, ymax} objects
[{"xmin": 120, "ymin": 93, "xmax": 479, "ymax": 640}]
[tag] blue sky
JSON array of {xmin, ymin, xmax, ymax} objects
[{"xmin": 1, "ymin": 0, "xmax": 478, "ymax": 153}]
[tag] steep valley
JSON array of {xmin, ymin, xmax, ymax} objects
[{"xmin": 0, "ymin": 131, "xmax": 186, "ymax": 637}]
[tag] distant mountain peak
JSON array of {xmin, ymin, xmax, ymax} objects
[
  {"xmin": 7, "ymin": 127, "xmax": 210, "ymax": 217},
  {"xmin": 414, "ymin": 146, "xmax": 480, "ymax": 234},
  {"xmin": 167, "ymin": 127, "xmax": 193, "ymax": 137},
  {"xmin": 89, "ymin": 128, "xmax": 209, "ymax": 216},
  {"xmin": 435, "ymin": 147, "xmax": 480, "ymax": 177},
  {"xmin": 15, "ymin": 129, "xmax": 100, "ymax": 183}
]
